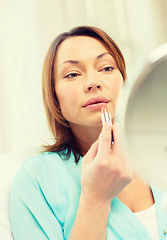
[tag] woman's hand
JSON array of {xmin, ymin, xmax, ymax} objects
[{"xmin": 81, "ymin": 123, "xmax": 133, "ymax": 205}]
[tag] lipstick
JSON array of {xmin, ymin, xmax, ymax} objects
[
  {"xmin": 101, "ymin": 104, "xmax": 114, "ymax": 143},
  {"xmin": 101, "ymin": 104, "xmax": 112, "ymax": 126}
]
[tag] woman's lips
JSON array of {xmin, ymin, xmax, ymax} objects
[
  {"xmin": 84, "ymin": 102, "xmax": 108, "ymax": 110},
  {"xmin": 82, "ymin": 96, "xmax": 110, "ymax": 109}
]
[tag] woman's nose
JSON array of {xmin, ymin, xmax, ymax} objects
[{"xmin": 85, "ymin": 80, "xmax": 102, "ymax": 92}]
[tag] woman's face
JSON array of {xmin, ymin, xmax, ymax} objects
[{"xmin": 54, "ymin": 36, "xmax": 123, "ymax": 128}]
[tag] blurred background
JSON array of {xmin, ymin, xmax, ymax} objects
[{"xmin": 0, "ymin": 0, "xmax": 167, "ymax": 155}]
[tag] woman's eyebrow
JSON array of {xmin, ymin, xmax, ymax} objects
[
  {"xmin": 60, "ymin": 60, "xmax": 79, "ymax": 68},
  {"xmin": 96, "ymin": 52, "xmax": 112, "ymax": 60},
  {"xmin": 61, "ymin": 60, "xmax": 79, "ymax": 66},
  {"xmin": 60, "ymin": 52, "xmax": 112, "ymax": 68}
]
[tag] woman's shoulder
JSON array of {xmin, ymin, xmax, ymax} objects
[
  {"xmin": 13, "ymin": 150, "xmax": 68, "ymax": 177},
  {"xmin": 10, "ymin": 152, "xmax": 60, "ymax": 188},
  {"xmin": 11, "ymin": 150, "xmax": 81, "ymax": 191},
  {"xmin": 16, "ymin": 151, "xmax": 63, "ymax": 172}
]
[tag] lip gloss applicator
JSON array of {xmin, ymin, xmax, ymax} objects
[
  {"xmin": 101, "ymin": 104, "xmax": 114, "ymax": 143},
  {"xmin": 101, "ymin": 104, "xmax": 112, "ymax": 126}
]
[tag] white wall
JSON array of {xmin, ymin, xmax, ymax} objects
[
  {"xmin": 0, "ymin": 0, "xmax": 167, "ymax": 155},
  {"xmin": 0, "ymin": 0, "xmax": 51, "ymax": 154}
]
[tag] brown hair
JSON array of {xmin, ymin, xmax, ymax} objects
[{"xmin": 42, "ymin": 26, "xmax": 127, "ymax": 163}]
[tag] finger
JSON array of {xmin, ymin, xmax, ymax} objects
[
  {"xmin": 112, "ymin": 123, "xmax": 122, "ymax": 151},
  {"xmin": 97, "ymin": 122, "xmax": 113, "ymax": 153}
]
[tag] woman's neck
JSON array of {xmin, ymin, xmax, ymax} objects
[{"xmin": 70, "ymin": 124, "xmax": 102, "ymax": 156}]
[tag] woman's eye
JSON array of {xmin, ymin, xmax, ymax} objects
[
  {"xmin": 64, "ymin": 73, "xmax": 80, "ymax": 79},
  {"xmin": 100, "ymin": 66, "xmax": 114, "ymax": 72}
]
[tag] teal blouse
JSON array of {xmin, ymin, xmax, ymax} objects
[{"xmin": 10, "ymin": 151, "xmax": 167, "ymax": 239}]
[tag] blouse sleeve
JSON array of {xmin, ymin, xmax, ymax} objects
[{"xmin": 9, "ymin": 157, "xmax": 64, "ymax": 240}]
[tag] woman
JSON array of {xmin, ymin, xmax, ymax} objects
[{"xmin": 10, "ymin": 26, "xmax": 166, "ymax": 240}]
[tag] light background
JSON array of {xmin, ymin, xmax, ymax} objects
[{"xmin": 0, "ymin": 0, "xmax": 167, "ymax": 155}]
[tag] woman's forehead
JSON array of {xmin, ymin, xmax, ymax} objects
[{"xmin": 55, "ymin": 36, "xmax": 114, "ymax": 66}]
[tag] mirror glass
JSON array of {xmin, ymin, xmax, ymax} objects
[{"xmin": 120, "ymin": 43, "xmax": 167, "ymax": 190}]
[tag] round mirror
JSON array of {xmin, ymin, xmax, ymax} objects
[{"xmin": 119, "ymin": 43, "xmax": 167, "ymax": 190}]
